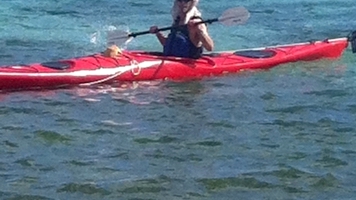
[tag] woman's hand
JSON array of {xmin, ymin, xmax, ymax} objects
[{"xmin": 149, "ymin": 26, "xmax": 159, "ymax": 34}]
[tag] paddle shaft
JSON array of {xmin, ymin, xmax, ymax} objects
[
  {"xmin": 129, "ymin": 18, "xmax": 218, "ymax": 37},
  {"xmin": 107, "ymin": 7, "xmax": 250, "ymax": 45}
]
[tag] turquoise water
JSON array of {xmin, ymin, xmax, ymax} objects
[{"xmin": 1, "ymin": 0, "xmax": 356, "ymax": 199}]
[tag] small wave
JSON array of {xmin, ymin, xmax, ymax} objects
[
  {"xmin": 316, "ymin": 155, "xmax": 348, "ymax": 168},
  {"xmin": 265, "ymin": 104, "xmax": 316, "ymax": 114},
  {"xmin": 134, "ymin": 136, "xmax": 179, "ymax": 144},
  {"xmin": 57, "ymin": 182, "xmax": 111, "ymax": 195},
  {"xmin": 35, "ymin": 130, "xmax": 72, "ymax": 145},
  {"xmin": 43, "ymin": 10, "xmax": 81, "ymax": 18},
  {"xmin": 190, "ymin": 141, "xmax": 223, "ymax": 147},
  {"xmin": 197, "ymin": 176, "xmax": 275, "ymax": 191},
  {"xmin": 312, "ymin": 173, "xmax": 339, "ymax": 188},
  {"xmin": 304, "ymin": 89, "xmax": 349, "ymax": 98},
  {"xmin": 0, "ymin": 193, "xmax": 53, "ymax": 200}
]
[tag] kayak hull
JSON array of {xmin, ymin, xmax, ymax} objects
[{"xmin": 0, "ymin": 38, "xmax": 349, "ymax": 91}]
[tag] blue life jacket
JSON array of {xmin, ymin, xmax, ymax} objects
[{"xmin": 163, "ymin": 23, "xmax": 202, "ymax": 59}]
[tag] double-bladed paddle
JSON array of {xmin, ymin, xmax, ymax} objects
[{"xmin": 107, "ymin": 6, "xmax": 250, "ymax": 46}]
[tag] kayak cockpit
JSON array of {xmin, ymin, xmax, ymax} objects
[
  {"xmin": 233, "ymin": 50, "xmax": 277, "ymax": 58},
  {"xmin": 41, "ymin": 61, "xmax": 72, "ymax": 70}
]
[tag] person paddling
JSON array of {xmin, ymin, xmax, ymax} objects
[{"xmin": 149, "ymin": 0, "xmax": 214, "ymax": 59}]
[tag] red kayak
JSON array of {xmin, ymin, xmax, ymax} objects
[{"xmin": 0, "ymin": 37, "xmax": 351, "ymax": 91}]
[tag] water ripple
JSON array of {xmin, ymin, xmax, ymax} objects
[
  {"xmin": 133, "ymin": 136, "xmax": 179, "ymax": 144},
  {"xmin": 265, "ymin": 104, "xmax": 316, "ymax": 114},
  {"xmin": 316, "ymin": 156, "xmax": 348, "ymax": 168},
  {"xmin": 2, "ymin": 194, "xmax": 53, "ymax": 200},
  {"xmin": 304, "ymin": 89, "xmax": 349, "ymax": 98},
  {"xmin": 197, "ymin": 176, "xmax": 275, "ymax": 191},
  {"xmin": 190, "ymin": 141, "xmax": 223, "ymax": 147},
  {"xmin": 312, "ymin": 173, "xmax": 339, "ymax": 188},
  {"xmin": 57, "ymin": 182, "xmax": 111, "ymax": 195},
  {"xmin": 4, "ymin": 140, "xmax": 19, "ymax": 148},
  {"xmin": 42, "ymin": 10, "xmax": 82, "ymax": 18},
  {"xmin": 35, "ymin": 130, "xmax": 72, "ymax": 145},
  {"xmin": 263, "ymin": 119, "xmax": 315, "ymax": 128}
]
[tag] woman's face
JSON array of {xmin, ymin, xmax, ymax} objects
[{"xmin": 176, "ymin": 0, "xmax": 193, "ymax": 13}]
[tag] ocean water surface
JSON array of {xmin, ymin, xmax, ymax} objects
[{"xmin": 0, "ymin": 0, "xmax": 356, "ymax": 199}]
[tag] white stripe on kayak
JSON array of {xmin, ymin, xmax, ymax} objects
[
  {"xmin": 0, "ymin": 60, "xmax": 165, "ymax": 77},
  {"xmin": 214, "ymin": 37, "xmax": 348, "ymax": 53}
]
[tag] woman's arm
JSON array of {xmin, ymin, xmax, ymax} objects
[
  {"xmin": 156, "ymin": 32, "xmax": 167, "ymax": 46},
  {"xmin": 197, "ymin": 25, "xmax": 214, "ymax": 51},
  {"xmin": 150, "ymin": 26, "xmax": 167, "ymax": 46},
  {"xmin": 188, "ymin": 18, "xmax": 214, "ymax": 51}
]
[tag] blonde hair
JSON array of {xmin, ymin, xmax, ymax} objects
[{"xmin": 171, "ymin": 0, "xmax": 201, "ymax": 24}]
